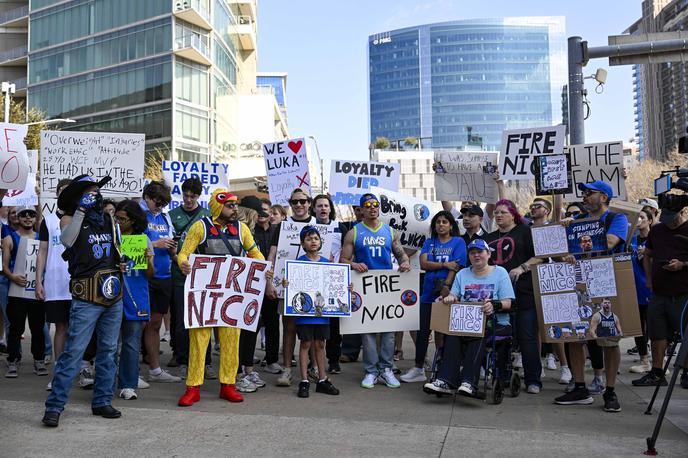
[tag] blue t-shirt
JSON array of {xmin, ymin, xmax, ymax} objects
[
  {"xmin": 420, "ymin": 236, "xmax": 467, "ymax": 304},
  {"xmin": 145, "ymin": 211, "xmax": 173, "ymax": 279},
  {"xmin": 353, "ymin": 222, "xmax": 393, "ymax": 270},
  {"xmin": 450, "ymin": 265, "xmax": 515, "ymax": 326},
  {"xmin": 122, "ymin": 259, "xmax": 151, "ymax": 321},
  {"xmin": 630, "ymin": 233, "xmax": 651, "ymax": 306},
  {"xmin": 294, "ymin": 254, "xmax": 330, "ymax": 325}
]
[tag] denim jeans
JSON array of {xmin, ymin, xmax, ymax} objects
[
  {"xmin": 516, "ymin": 307, "xmax": 542, "ymax": 388},
  {"xmin": 44, "ymin": 323, "xmax": 52, "ymax": 357},
  {"xmin": 361, "ymin": 332, "xmax": 394, "ymax": 375},
  {"xmin": 118, "ymin": 320, "xmax": 144, "ymax": 390},
  {"xmin": 45, "ymin": 299, "xmax": 123, "ymax": 413}
]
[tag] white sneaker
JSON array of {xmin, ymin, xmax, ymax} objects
[
  {"xmin": 424, "ymin": 379, "xmax": 453, "ymax": 394},
  {"xmin": 587, "ymin": 376, "xmax": 605, "ymax": 395},
  {"xmin": 245, "ymin": 371, "xmax": 266, "ymax": 388},
  {"xmin": 545, "ymin": 353, "xmax": 557, "ymax": 370},
  {"xmin": 379, "ymin": 368, "xmax": 401, "ymax": 388},
  {"xmin": 204, "ymin": 365, "xmax": 217, "ymax": 380},
  {"xmin": 236, "ymin": 376, "xmax": 258, "ymax": 393},
  {"xmin": 457, "ymin": 382, "xmax": 475, "ymax": 396},
  {"xmin": 527, "ymin": 384, "xmax": 541, "ymax": 394},
  {"xmin": 119, "ymin": 388, "xmax": 138, "ymax": 400},
  {"xmin": 148, "ymin": 369, "xmax": 181, "ymax": 383},
  {"xmin": 78, "ymin": 367, "xmax": 94, "ymax": 388},
  {"xmin": 629, "ymin": 362, "xmax": 651, "ymax": 373},
  {"xmin": 137, "ymin": 377, "xmax": 150, "ymax": 389},
  {"xmin": 513, "ymin": 352, "xmax": 523, "ymax": 369},
  {"xmin": 361, "ymin": 373, "xmax": 378, "ymax": 389},
  {"xmin": 400, "ymin": 366, "xmax": 426, "ymax": 383},
  {"xmin": 276, "ymin": 369, "xmax": 292, "ymax": 387},
  {"xmin": 264, "ymin": 363, "xmax": 282, "ymax": 374},
  {"xmin": 559, "ymin": 367, "xmax": 572, "ymax": 385}
]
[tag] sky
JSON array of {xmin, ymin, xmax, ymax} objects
[{"xmin": 257, "ymin": 0, "xmax": 641, "ymax": 165}]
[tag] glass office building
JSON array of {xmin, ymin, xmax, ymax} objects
[
  {"xmin": 368, "ymin": 17, "xmax": 566, "ymax": 150},
  {"xmin": 256, "ymin": 72, "xmax": 288, "ymax": 126}
]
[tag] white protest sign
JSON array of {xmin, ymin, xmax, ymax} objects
[
  {"xmin": 40, "ymin": 131, "xmax": 145, "ymax": 198},
  {"xmin": 263, "ymin": 137, "xmax": 310, "ymax": 206},
  {"xmin": 284, "ymin": 260, "xmax": 351, "ymax": 317},
  {"xmin": 433, "ymin": 151, "xmax": 499, "ymax": 203},
  {"xmin": 370, "ymin": 186, "xmax": 431, "ymax": 250},
  {"xmin": 330, "ymin": 160, "xmax": 400, "ymax": 205},
  {"xmin": 448, "ymin": 303, "xmax": 485, "ymax": 336},
  {"xmin": 565, "ymin": 141, "xmax": 626, "ymax": 201},
  {"xmin": 531, "ymin": 224, "xmax": 569, "ymax": 257},
  {"xmin": 499, "ymin": 125, "xmax": 567, "ymax": 180},
  {"xmin": 162, "ymin": 161, "xmax": 230, "ymax": 211},
  {"xmin": 340, "ymin": 269, "xmax": 420, "ymax": 334},
  {"xmin": 580, "ymin": 257, "xmax": 617, "ymax": 298},
  {"xmin": 535, "ymin": 154, "xmax": 572, "ymax": 195},
  {"xmin": 536, "ymin": 262, "xmax": 576, "ymax": 294},
  {"xmin": 184, "ymin": 254, "xmax": 271, "ymax": 332},
  {"xmin": 9, "ymin": 238, "xmax": 39, "ymax": 299},
  {"xmin": 2, "ymin": 150, "xmax": 38, "ymax": 206},
  {"xmin": 273, "ymin": 221, "xmax": 335, "ymax": 298},
  {"xmin": 541, "ymin": 292, "xmax": 580, "ymax": 325},
  {"xmin": 0, "ymin": 122, "xmax": 29, "ymax": 190}
]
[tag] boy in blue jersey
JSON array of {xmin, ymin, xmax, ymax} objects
[{"xmin": 340, "ymin": 193, "xmax": 411, "ymax": 390}]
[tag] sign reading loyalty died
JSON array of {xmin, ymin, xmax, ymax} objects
[
  {"xmin": 0, "ymin": 122, "xmax": 29, "ymax": 190},
  {"xmin": 499, "ymin": 125, "xmax": 567, "ymax": 181},
  {"xmin": 535, "ymin": 153, "xmax": 573, "ymax": 195},
  {"xmin": 162, "ymin": 161, "xmax": 229, "ymax": 210},
  {"xmin": 430, "ymin": 302, "xmax": 485, "ymax": 337},
  {"xmin": 184, "ymin": 254, "xmax": 271, "ymax": 332},
  {"xmin": 329, "ymin": 160, "xmax": 400, "ymax": 205},
  {"xmin": 339, "ymin": 270, "xmax": 420, "ymax": 334},
  {"xmin": 284, "ymin": 260, "xmax": 351, "ymax": 317},
  {"xmin": 263, "ymin": 137, "xmax": 310, "ymax": 206},
  {"xmin": 565, "ymin": 141, "xmax": 627, "ymax": 201},
  {"xmin": 369, "ymin": 186, "xmax": 431, "ymax": 250},
  {"xmin": 433, "ymin": 151, "xmax": 499, "ymax": 203},
  {"xmin": 40, "ymin": 131, "xmax": 145, "ymax": 197}
]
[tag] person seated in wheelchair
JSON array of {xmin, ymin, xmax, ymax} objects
[{"xmin": 423, "ymin": 239, "xmax": 514, "ymax": 397}]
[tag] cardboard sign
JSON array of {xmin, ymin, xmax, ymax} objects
[
  {"xmin": 284, "ymin": 260, "xmax": 351, "ymax": 317},
  {"xmin": 536, "ymin": 262, "xmax": 576, "ymax": 293},
  {"xmin": 499, "ymin": 125, "xmax": 567, "ymax": 181},
  {"xmin": 184, "ymin": 254, "xmax": 271, "ymax": 332},
  {"xmin": 609, "ymin": 200, "xmax": 642, "ymax": 249},
  {"xmin": 273, "ymin": 221, "xmax": 335, "ymax": 298},
  {"xmin": 369, "ymin": 186, "xmax": 431, "ymax": 250},
  {"xmin": 40, "ymin": 131, "xmax": 145, "ymax": 198},
  {"xmin": 339, "ymin": 270, "xmax": 420, "ymax": 334},
  {"xmin": 533, "ymin": 254, "xmax": 641, "ymax": 343},
  {"xmin": 430, "ymin": 302, "xmax": 485, "ymax": 337},
  {"xmin": 566, "ymin": 219, "xmax": 607, "ymax": 254},
  {"xmin": 579, "ymin": 257, "xmax": 616, "ymax": 298},
  {"xmin": 120, "ymin": 235, "xmax": 148, "ymax": 270},
  {"xmin": 263, "ymin": 137, "xmax": 310, "ymax": 206},
  {"xmin": 330, "ymin": 160, "xmax": 400, "ymax": 205},
  {"xmin": 2, "ymin": 150, "xmax": 38, "ymax": 206},
  {"xmin": 433, "ymin": 151, "xmax": 499, "ymax": 203},
  {"xmin": 565, "ymin": 141, "xmax": 627, "ymax": 201},
  {"xmin": 531, "ymin": 224, "xmax": 569, "ymax": 257},
  {"xmin": 162, "ymin": 161, "xmax": 230, "ymax": 210},
  {"xmin": 534, "ymin": 153, "xmax": 572, "ymax": 195},
  {"xmin": 0, "ymin": 122, "xmax": 29, "ymax": 190},
  {"xmin": 8, "ymin": 238, "xmax": 39, "ymax": 299}
]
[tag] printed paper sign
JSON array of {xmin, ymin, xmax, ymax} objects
[
  {"xmin": 284, "ymin": 260, "xmax": 351, "ymax": 317},
  {"xmin": 0, "ymin": 122, "xmax": 29, "ymax": 190},
  {"xmin": 535, "ymin": 154, "xmax": 572, "ymax": 195},
  {"xmin": 580, "ymin": 258, "xmax": 616, "ymax": 298},
  {"xmin": 433, "ymin": 151, "xmax": 499, "ymax": 203},
  {"xmin": 448, "ymin": 303, "xmax": 485, "ymax": 336},
  {"xmin": 330, "ymin": 160, "xmax": 400, "ymax": 205},
  {"xmin": 339, "ymin": 270, "xmax": 420, "ymax": 334},
  {"xmin": 2, "ymin": 150, "xmax": 38, "ymax": 206},
  {"xmin": 537, "ymin": 262, "xmax": 576, "ymax": 293},
  {"xmin": 40, "ymin": 131, "xmax": 145, "ymax": 197},
  {"xmin": 541, "ymin": 292, "xmax": 580, "ymax": 325},
  {"xmin": 121, "ymin": 235, "xmax": 148, "ymax": 270},
  {"xmin": 565, "ymin": 141, "xmax": 627, "ymax": 201},
  {"xmin": 531, "ymin": 224, "xmax": 568, "ymax": 257},
  {"xmin": 499, "ymin": 125, "xmax": 566, "ymax": 180},
  {"xmin": 162, "ymin": 161, "xmax": 229, "ymax": 210},
  {"xmin": 369, "ymin": 186, "xmax": 431, "ymax": 250},
  {"xmin": 566, "ymin": 219, "xmax": 607, "ymax": 254},
  {"xmin": 263, "ymin": 137, "xmax": 310, "ymax": 206},
  {"xmin": 9, "ymin": 238, "xmax": 39, "ymax": 299},
  {"xmin": 184, "ymin": 254, "xmax": 270, "ymax": 332}
]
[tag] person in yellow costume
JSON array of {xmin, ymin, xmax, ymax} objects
[{"xmin": 177, "ymin": 188, "xmax": 265, "ymax": 406}]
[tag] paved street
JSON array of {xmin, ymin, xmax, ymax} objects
[{"xmin": 1, "ymin": 337, "xmax": 686, "ymax": 457}]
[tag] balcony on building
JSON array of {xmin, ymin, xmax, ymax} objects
[
  {"xmin": 227, "ymin": 0, "xmax": 256, "ymax": 20},
  {"xmin": 235, "ymin": 15, "xmax": 256, "ymax": 51},
  {"xmin": 0, "ymin": 3, "xmax": 28, "ymax": 28},
  {"xmin": 0, "ymin": 44, "xmax": 27, "ymax": 66},
  {"xmin": 172, "ymin": 0, "xmax": 211, "ymax": 30},
  {"xmin": 173, "ymin": 32, "xmax": 212, "ymax": 66},
  {"xmin": 13, "ymin": 75, "xmax": 26, "ymax": 97}
]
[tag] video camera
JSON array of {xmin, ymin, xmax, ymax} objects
[{"xmin": 655, "ymin": 167, "xmax": 688, "ymax": 212}]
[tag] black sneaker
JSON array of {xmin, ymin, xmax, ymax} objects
[
  {"xmin": 632, "ymin": 372, "xmax": 668, "ymax": 387},
  {"xmin": 626, "ymin": 346, "xmax": 638, "ymax": 355},
  {"xmin": 316, "ymin": 378, "xmax": 340, "ymax": 395},
  {"xmin": 554, "ymin": 388, "xmax": 594, "ymax": 405},
  {"xmin": 327, "ymin": 363, "xmax": 342, "ymax": 374},
  {"xmin": 681, "ymin": 370, "xmax": 688, "ymax": 389},
  {"xmin": 297, "ymin": 381, "xmax": 310, "ymax": 398},
  {"xmin": 603, "ymin": 391, "xmax": 621, "ymax": 412}
]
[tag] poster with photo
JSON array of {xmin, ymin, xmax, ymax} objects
[
  {"xmin": 566, "ymin": 219, "xmax": 607, "ymax": 255},
  {"xmin": 284, "ymin": 260, "xmax": 351, "ymax": 317}
]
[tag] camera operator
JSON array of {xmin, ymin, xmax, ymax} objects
[{"xmin": 632, "ymin": 206, "xmax": 688, "ymax": 389}]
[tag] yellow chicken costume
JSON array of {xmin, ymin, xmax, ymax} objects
[{"xmin": 177, "ymin": 188, "xmax": 264, "ymax": 406}]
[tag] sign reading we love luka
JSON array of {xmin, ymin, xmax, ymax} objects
[{"xmin": 263, "ymin": 137, "xmax": 311, "ymax": 206}]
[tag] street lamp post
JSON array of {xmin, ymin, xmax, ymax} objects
[{"xmin": 2, "ymin": 82, "xmax": 16, "ymax": 123}]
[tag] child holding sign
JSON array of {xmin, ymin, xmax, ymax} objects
[{"xmin": 283, "ymin": 226, "xmax": 341, "ymax": 398}]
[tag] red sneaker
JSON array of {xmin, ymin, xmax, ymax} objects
[
  {"xmin": 219, "ymin": 383, "xmax": 244, "ymax": 403},
  {"xmin": 178, "ymin": 386, "xmax": 201, "ymax": 407}
]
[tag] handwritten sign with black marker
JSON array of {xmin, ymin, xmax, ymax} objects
[
  {"xmin": 263, "ymin": 137, "xmax": 310, "ymax": 206},
  {"xmin": 565, "ymin": 141, "xmax": 626, "ymax": 201},
  {"xmin": 330, "ymin": 160, "xmax": 400, "ymax": 205},
  {"xmin": 499, "ymin": 125, "xmax": 566, "ymax": 181},
  {"xmin": 433, "ymin": 151, "xmax": 499, "ymax": 203},
  {"xmin": 531, "ymin": 224, "xmax": 569, "ymax": 257}
]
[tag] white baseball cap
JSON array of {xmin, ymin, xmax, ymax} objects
[{"xmin": 638, "ymin": 198, "xmax": 659, "ymax": 211}]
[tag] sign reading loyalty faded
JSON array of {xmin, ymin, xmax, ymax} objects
[
  {"xmin": 41, "ymin": 131, "xmax": 145, "ymax": 197},
  {"xmin": 537, "ymin": 262, "xmax": 576, "ymax": 293},
  {"xmin": 162, "ymin": 161, "xmax": 230, "ymax": 210},
  {"xmin": 499, "ymin": 125, "xmax": 567, "ymax": 180},
  {"xmin": 565, "ymin": 141, "xmax": 626, "ymax": 201},
  {"xmin": 263, "ymin": 137, "xmax": 310, "ymax": 206},
  {"xmin": 433, "ymin": 151, "xmax": 499, "ymax": 203},
  {"xmin": 184, "ymin": 254, "xmax": 271, "ymax": 332},
  {"xmin": 369, "ymin": 186, "xmax": 431, "ymax": 250},
  {"xmin": 535, "ymin": 154, "xmax": 572, "ymax": 195},
  {"xmin": 339, "ymin": 270, "xmax": 419, "ymax": 334},
  {"xmin": 0, "ymin": 122, "xmax": 29, "ymax": 190},
  {"xmin": 284, "ymin": 260, "xmax": 351, "ymax": 317},
  {"xmin": 566, "ymin": 219, "xmax": 607, "ymax": 255},
  {"xmin": 330, "ymin": 160, "xmax": 400, "ymax": 205}
]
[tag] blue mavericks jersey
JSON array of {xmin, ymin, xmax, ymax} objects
[{"xmin": 354, "ymin": 222, "xmax": 394, "ymax": 270}]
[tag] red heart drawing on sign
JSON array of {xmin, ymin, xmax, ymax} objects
[{"xmin": 287, "ymin": 140, "xmax": 302, "ymax": 154}]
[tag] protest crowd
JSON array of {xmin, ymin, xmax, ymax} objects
[{"xmin": 0, "ymin": 129, "xmax": 686, "ymax": 429}]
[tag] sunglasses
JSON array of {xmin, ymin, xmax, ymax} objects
[
  {"xmin": 582, "ymin": 190, "xmax": 600, "ymax": 197},
  {"xmin": 18, "ymin": 212, "xmax": 36, "ymax": 218},
  {"xmin": 529, "ymin": 204, "xmax": 545, "ymax": 210},
  {"xmin": 565, "ymin": 210, "xmax": 582, "ymax": 218},
  {"xmin": 289, "ymin": 199, "xmax": 309, "ymax": 206},
  {"xmin": 363, "ymin": 201, "xmax": 380, "ymax": 208}
]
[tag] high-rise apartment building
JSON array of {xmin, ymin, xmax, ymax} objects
[{"xmin": 368, "ymin": 17, "xmax": 566, "ymax": 151}]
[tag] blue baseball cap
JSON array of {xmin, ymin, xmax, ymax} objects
[
  {"xmin": 578, "ymin": 180, "xmax": 613, "ymax": 200},
  {"xmin": 299, "ymin": 225, "xmax": 321, "ymax": 242},
  {"xmin": 359, "ymin": 193, "xmax": 379, "ymax": 206},
  {"xmin": 467, "ymin": 239, "xmax": 491, "ymax": 252}
]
